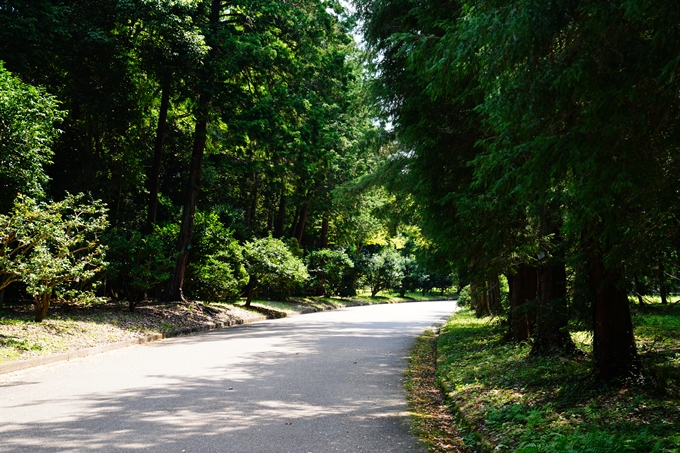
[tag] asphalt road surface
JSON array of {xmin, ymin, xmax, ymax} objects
[{"xmin": 0, "ymin": 301, "xmax": 458, "ymax": 453}]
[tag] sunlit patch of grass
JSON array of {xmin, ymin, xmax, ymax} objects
[
  {"xmin": 437, "ymin": 308, "xmax": 680, "ymax": 452},
  {"xmin": 570, "ymin": 330, "xmax": 593, "ymax": 354}
]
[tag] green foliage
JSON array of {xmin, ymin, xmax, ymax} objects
[
  {"xmin": 0, "ymin": 193, "xmax": 108, "ymax": 321},
  {"xmin": 185, "ymin": 212, "xmax": 247, "ymax": 302},
  {"xmin": 0, "ymin": 63, "xmax": 62, "ymax": 213},
  {"xmin": 360, "ymin": 246, "xmax": 405, "ymax": 297},
  {"xmin": 104, "ymin": 226, "xmax": 175, "ymax": 305},
  {"xmin": 243, "ymin": 236, "xmax": 309, "ymax": 303},
  {"xmin": 306, "ymin": 249, "xmax": 354, "ymax": 296},
  {"xmin": 458, "ymin": 285, "xmax": 471, "ymax": 307},
  {"xmin": 190, "ymin": 250, "xmax": 247, "ymax": 302}
]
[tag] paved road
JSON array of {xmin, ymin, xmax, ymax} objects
[{"xmin": 0, "ymin": 301, "xmax": 458, "ymax": 453}]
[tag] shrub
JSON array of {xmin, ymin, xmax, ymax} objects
[
  {"xmin": 104, "ymin": 226, "xmax": 176, "ymax": 308},
  {"xmin": 242, "ymin": 236, "xmax": 309, "ymax": 305},
  {"xmin": 0, "ymin": 63, "xmax": 62, "ymax": 213},
  {"xmin": 306, "ymin": 249, "xmax": 354, "ymax": 296},
  {"xmin": 184, "ymin": 212, "xmax": 247, "ymax": 302},
  {"xmin": 362, "ymin": 246, "xmax": 405, "ymax": 297},
  {"xmin": 458, "ymin": 285, "xmax": 471, "ymax": 306},
  {"xmin": 0, "ymin": 193, "xmax": 108, "ymax": 321}
]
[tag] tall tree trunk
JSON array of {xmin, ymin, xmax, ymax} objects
[
  {"xmin": 531, "ymin": 211, "xmax": 576, "ymax": 356},
  {"xmin": 469, "ymin": 281, "xmax": 478, "ymax": 312},
  {"xmin": 295, "ymin": 194, "xmax": 310, "ymax": 246},
  {"xmin": 320, "ymin": 211, "xmax": 330, "ymax": 249},
  {"xmin": 162, "ymin": 0, "xmax": 221, "ymax": 301},
  {"xmin": 531, "ymin": 257, "xmax": 576, "ymax": 355},
  {"xmin": 590, "ymin": 251, "xmax": 640, "ymax": 380},
  {"xmin": 488, "ymin": 274, "xmax": 504, "ymax": 315},
  {"xmin": 274, "ymin": 190, "xmax": 286, "ymax": 238},
  {"xmin": 290, "ymin": 206, "xmax": 301, "ymax": 238},
  {"xmin": 146, "ymin": 81, "xmax": 170, "ymax": 234},
  {"xmin": 162, "ymin": 96, "xmax": 209, "ymax": 302},
  {"xmin": 508, "ymin": 264, "xmax": 537, "ymax": 342},
  {"xmin": 659, "ymin": 260, "xmax": 668, "ymax": 304},
  {"xmin": 475, "ymin": 280, "xmax": 491, "ymax": 318}
]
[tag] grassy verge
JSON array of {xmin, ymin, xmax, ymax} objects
[
  {"xmin": 405, "ymin": 329, "xmax": 469, "ymax": 452},
  {"xmin": 0, "ymin": 301, "xmax": 261, "ymax": 365},
  {"xmin": 436, "ymin": 306, "xmax": 680, "ymax": 452}
]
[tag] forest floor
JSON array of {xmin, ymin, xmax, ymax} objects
[
  {"xmin": 426, "ymin": 302, "xmax": 680, "ymax": 453},
  {"xmin": 0, "ymin": 291, "xmax": 454, "ymax": 367}
]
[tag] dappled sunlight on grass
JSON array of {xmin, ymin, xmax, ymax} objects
[{"xmin": 437, "ymin": 308, "xmax": 680, "ymax": 452}]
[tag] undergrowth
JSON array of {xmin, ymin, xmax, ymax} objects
[{"xmin": 437, "ymin": 307, "xmax": 680, "ymax": 452}]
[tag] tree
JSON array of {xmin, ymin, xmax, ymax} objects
[
  {"xmin": 0, "ymin": 194, "xmax": 108, "ymax": 321},
  {"xmin": 362, "ymin": 246, "xmax": 405, "ymax": 297},
  {"xmin": 357, "ymin": 0, "xmax": 680, "ymax": 379},
  {"xmin": 0, "ymin": 63, "xmax": 62, "ymax": 213}
]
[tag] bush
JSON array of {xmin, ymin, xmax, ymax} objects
[
  {"xmin": 242, "ymin": 236, "xmax": 309, "ymax": 305},
  {"xmin": 399, "ymin": 256, "xmax": 425, "ymax": 296},
  {"xmin": 306, "ymin": 249, "xmax": 354, "ymax": 296},
  {"xmin": 458, "ymin": 285, "xmax": 471, "ymax": 306},
  {"xmin": 0, "ymin": 193, "xmax": 108, "ymax": 321},
  {"xmin": 184, "ymin": 212, "xmax": 247, "ymax": 302},
  {"xmin": 362, "ymin": 246, "xmax": 405, "ymax": 297},
  {"xmin": 104, "ymin": 225, "xmax": 176, "ymax": 308}
]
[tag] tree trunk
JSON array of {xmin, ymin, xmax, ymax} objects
[
  {"xmin": 162, "ymin": 0, "xmax": 221, "ymax": 302},
  {"xmin": 469, "ymin": 281, "xmax": 478, "ymax": 312},
  {"xmin": 295, "ymin": 195, "xmax": 310, "ymax": 246},
  {"xmin": 146, "ymin": 81, "xmax": 170, "ymax": 234},
  {"xmin": 320, "ymin": 211, "xmax": 330, "ymax": 249},
  {"xmin": 531, "ymin": 212, "xmax": 576, "ymax": 356},
  {"xmin": 659, "ymin": 260, "xmax": 668, "ymax": 304},
  {"xmin": 245, "ymin": 276, "xmax": 257, "ymax": 307},
  {"xmin": 475, "ymin": 280, "xmax": 491, "ymax": 318},
  {"xmin": 34, "ymin": 293, "xmax": 50, "ymax": 322},
  {"xmin": 162, "ymin": 96, "xmax": 209, "ymax": 302},
  {"xmin": 488, "ymin": 274, "xmax": 504, "ymax": 315},
  {"xmin": 290, "ymin": 206, "xmax": 301, "ymax": 238},
  {"xmin": 507, "ymin": 264, "xmax": 537, "ymax": 342},
  {"xmin": 590, "ymin": 252, "xmax": 640, "ymax": 380},
  {"xmin": 274, "ymin": 190, "xmax": 286, "ymax": 238},
  {"xmin": 248, "ymin": 175, "xmax": 258, "ymax": 228},
  {"xmin": 531, "ymin": 257, "xmax": 576, "ymax": 355},
  {"xmin": 634, "ymin": 276, "xmax": 646, "ymax": 306}
]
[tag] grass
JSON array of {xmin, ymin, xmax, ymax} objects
[
  {"xmin": 405, "ymin": 329, "xmax": 469, "ymax": 452},
  {"xmin": 436, "ymin": 304, "xmax": 680, "ymax": 452},
  {"xmin": 0, "ymin": 300, "xmax": 257, "ymax": 364}
]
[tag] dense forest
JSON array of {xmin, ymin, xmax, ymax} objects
[
  {"xmin": 2, "ymin": 0, "xmax": 680, "ymax": 385},
  {"xmin": 355, "ymin": 0, "xmax": 680, "ymax": 382}
]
